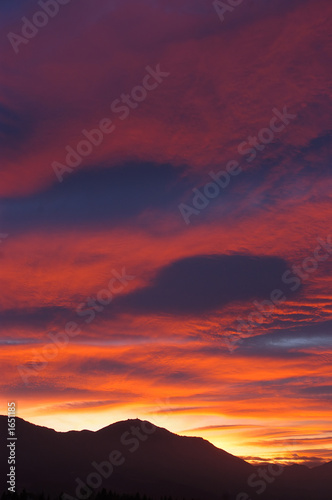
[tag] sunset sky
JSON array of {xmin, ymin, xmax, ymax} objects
[{"xmin": 1, "ymin": 0, "xmax": 332, "ymax": 467}]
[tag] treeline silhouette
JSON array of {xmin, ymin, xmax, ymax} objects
[{"xmin": 1, "ymin": 490, "xmax": 194, "ymax": 500}]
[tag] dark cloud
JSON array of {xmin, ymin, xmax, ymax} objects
[
  {"xmin": 301, "ymin": 385, "xmax": 332, "ymax": 396},
  {"xmin": 0, "ymin": 0, "xmax": 31, "ymax": 18},
  {"xmin": 0, "ymin": 305, "xmax": 73, "ymax": 332},
  {"xmin": 229, "ymin": 376, "xmax": 332, "ymax": 402},
  {"xmin": 51, "ymin": 396, "xmax": 136, "ymax": 410},
  {"xmin": 236, "ymin": 319, "xmax": 332, "ymax": 357},
  {"xmin": 79, "ymin": 357, "xmax": 195, "ymax": 383},
  {"xmin": 0, "ymin": 103, "xmax": 34, "ymax": 150},
  {"xmin": 0, "ymin": 162, "xmax": 191, "ymax": 233},
  {"xmin": 0, "ymin": 253, "xmax": 293, "ymax": 329},
  {"xmin": 0, "ymin": 381, "xmax": 93, "ymax": 396},
  {"xmin": 116, "ymin": 254, "xmax": 291, "ymax": 316}
]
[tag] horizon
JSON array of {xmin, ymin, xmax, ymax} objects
[
  {"xmin": 1, "ymin": 413, "xmax": 331, "ymax": 470},
  {"xmin": 1, "ymin": 0, "xmax": 331, "ymax": 491}
]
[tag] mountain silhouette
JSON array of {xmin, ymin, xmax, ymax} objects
[{"xmin": 0, "ymin": 416, "xmax": 330, "ymax": 500}]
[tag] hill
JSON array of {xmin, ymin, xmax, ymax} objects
[{"xmin": 0, "ymin": 416, "xmax": 330, "ymax": 499}]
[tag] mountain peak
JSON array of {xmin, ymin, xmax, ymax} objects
[{"xmin": 0, "ymin": 416, "xmax": 330, "ymax": 500}]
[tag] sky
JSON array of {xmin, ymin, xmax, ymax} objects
[{"xmin": 0, "ymin": 0, "xmax": 331, "ymax": 467}]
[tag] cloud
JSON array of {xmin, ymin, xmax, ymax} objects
[
  {"xmin": 51, "ymin": 397, "xmax": 134, "ymax": 410},
  {"xmin": 0, "ymin": 253, "xmax": 293, "ymax": 328},
  {"xmin": 116, "ymin": 254, "xmax": 291, "ymax": 315},
  {"xmin": 0, "ymin": 162, "xmax": 191, "ymax": 234},
  {"xmin": 301, "ymin": 386, "xmax": 332, "ymax": 396},
  {"xmin": 1, "ymin": 0, "xmax": 331, "ymax": 199},
  {"xmin": 236, "ymin": 319, "xmax": 332, "ymax": 357},
  {"xmin": 0, "ymin": 381, "xmax": 93, "ymax": 397},
  {"xmin": 0, "ymin": 305, "xmax": 73, "ymax": 332},
  {"xmin": 79, "ymin": 357, "xmax": 197, "ymax": 383},
  {"xmin": 0, "ymin": 103, "xmax": 34, "ymax": 149},
  {"xmin": 183, "ymin": 424, "xmax": 260, "ymax": 432}
]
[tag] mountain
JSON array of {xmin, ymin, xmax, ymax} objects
[{"xmin": 0, "ymin": 416, "xmax": 330, "ymax": 500}]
